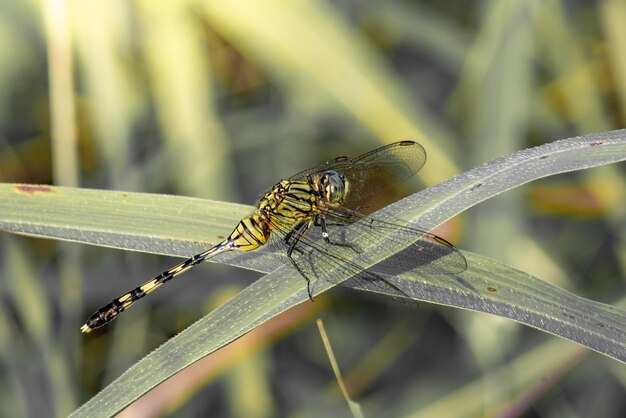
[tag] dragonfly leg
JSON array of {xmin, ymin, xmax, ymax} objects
[
  {"xmin": 352, "ymin": 205, "xmax": 370, "ymax": 214},
  {"xmin": 285, "ymin": 221, "xmax": 310, "ymax": 257},
  {"xmin": 284, "ymin": 221, "xmax": 316, "ymax": 300},
  {"xmin": 317, "ymin": 216, "xmax": 360, "ymax": 254},
  {"xmin": 288, "ymin": 256, "xmax": 314, "ymax": 301}
]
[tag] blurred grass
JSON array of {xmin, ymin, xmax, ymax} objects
[
  {"xmin": 43, "ymin": 4, "xmax": 84, "ymax": 415},
  {"xmin": 0, "ymin": 0, "xmax": 625, "ymax": 417}
]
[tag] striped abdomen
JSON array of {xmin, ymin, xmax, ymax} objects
[{"xmin": 81, "ymin": 215, "xmax": 270, "ymax": 333}]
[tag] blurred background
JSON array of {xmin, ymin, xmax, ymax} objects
[{"xmin": 1, "ymin": 0, "xmax": 626, "ymax": 417}]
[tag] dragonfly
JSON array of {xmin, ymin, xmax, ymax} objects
[{"xmin": 81, "ymin": 141, "xmax": 467, "ymax": 333}]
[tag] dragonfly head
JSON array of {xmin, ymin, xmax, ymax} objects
[{"xmin": 319, "ymin": 170, "xmax": 347, "ymax": 204}]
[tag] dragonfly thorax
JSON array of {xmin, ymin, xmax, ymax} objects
[{"xmin": 256, "ymin": 180, "xmax": 318, "ymax": 228}]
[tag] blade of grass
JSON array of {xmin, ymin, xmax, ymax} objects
[
  {"xmin": 0, "ymin": 185, "xmax": 253, "ymax": 258},
  {"xmin": 136, "ymin": 0, "xmax": 233, "ymax": 199},
  {"xmin": 317, "ymin": 319, "xmax": 364, "ymax": 418},
  {"xmin": 347, "ymin": 250, "xmax": 626, "ymax": 362},
  {"xmin": 602, "ymin": 0, "xmax": 626, "ymax": 122}
]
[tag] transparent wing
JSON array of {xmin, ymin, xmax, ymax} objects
[
  {"xmin": 260, "ymin": 207, "xmax": 466, "ymax": 299},
  {"xmin": 321, "ymin": 207, "xmax": 467, "ymax": 276},
  {"xmin": 289, "ymin": 141, "xmax": 427, "ymax": 209}
]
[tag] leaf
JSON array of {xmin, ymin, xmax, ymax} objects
[
  {"xmin": 347, "ymin": 251, "xmax": 626, "ymax": 363},
  {"xmin": 0, "ymin": 185, "xmax": 253, "ymax": 258},
  {"xmin": 2, "ymin": 130, "xmax": 626, "ymax": 417}
]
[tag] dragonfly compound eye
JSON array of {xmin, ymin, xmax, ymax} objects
[{"xmin": 322, "ymin": 170, "xmax": 346, "ymax": 203}]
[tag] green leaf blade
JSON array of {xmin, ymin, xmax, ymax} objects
[{"xmin": 349, "ymin": 251, "xmax": 626, "ymax": 362}]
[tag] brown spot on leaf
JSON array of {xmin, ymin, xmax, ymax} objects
[{"xmin": 14, "ymin": 185, "xmax": 56, "ymax": 195}]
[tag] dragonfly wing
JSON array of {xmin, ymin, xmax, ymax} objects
[
  {"xmin": 289, "ymin": 141, "xmax": 426, "ymax": 208},
  {"xmin": 341, "ymin": 141, "xmax": 426, "ymax": 206},
  {"xmin": 274, "ymin": 223, "xmax": 410, "ymax": 298},
  {"xmin": 322, "ymin": 208, "xmax": 467, "ymax": 275},
  {"xmin": 265, "ymin": 209, "xmax": 466, "ymax": 301}
]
